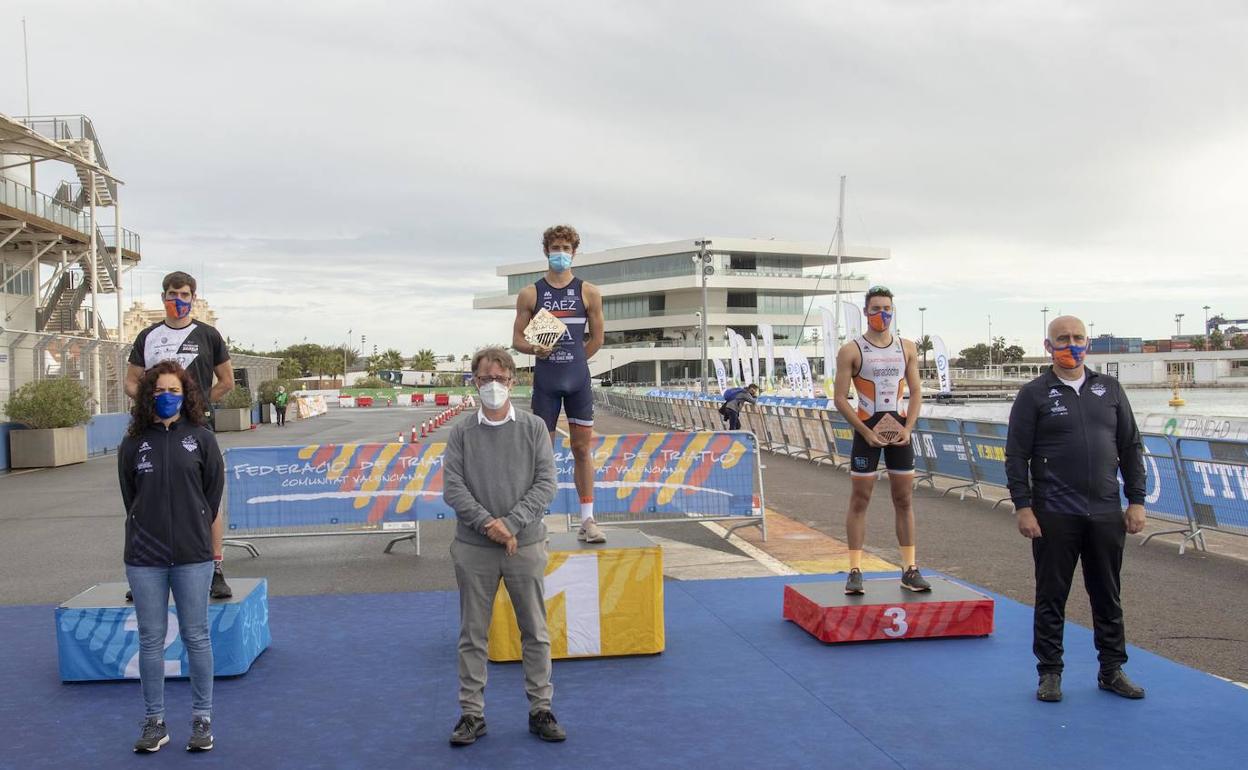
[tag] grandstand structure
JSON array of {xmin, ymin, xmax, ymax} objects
[{"xmin": 1, "ymin": 112, "xmax": 139, "ymax": 337}]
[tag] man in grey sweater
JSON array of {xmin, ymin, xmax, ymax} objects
[{"xmin": 442, "ymin": 346, "xmax": 565, "ymax": 746}]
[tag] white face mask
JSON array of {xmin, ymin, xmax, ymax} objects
[{"xmin": 478, "ymin": 381, "xmax": 509, "ymax": 410}]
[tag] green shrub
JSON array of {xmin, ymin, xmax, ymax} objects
[
  {"xmin": 221, "ymin": 385, "xmax": 254, "ymax": 409},
  {"xmin": 2, "ymin": 378, "xmax": 93, "ymax": 429}
]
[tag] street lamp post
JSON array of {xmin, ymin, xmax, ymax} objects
[
  {"xmin": 695, "ymin": 240, "xmax": 712, "ymax": 394},
  {"xmin": 1203, "ymin": 305, "xmax": 1211, "ymax": 342},
  {"xmin": 1175, "ymin": 313, "xmax": 1184, "ymax": 337},
  {"xmin": 987, "ymin": 314, "xmax": 993, "ymax": 368},
  {"xmin": 918, "ymin": 306, "xmax": 927, "ymax": 370},
  {"xmin": 1041, "ymin": 306, "xmax": 1050, "ymax": 347}
]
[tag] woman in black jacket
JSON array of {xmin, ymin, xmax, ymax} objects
[{"xmin": 118, "ymin": 360, "xmax": 224, "ymax": 753}]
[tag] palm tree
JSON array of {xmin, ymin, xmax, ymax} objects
[{"xmin": 411, "ymin": 349, "xmax": 438, "ymax": 371}]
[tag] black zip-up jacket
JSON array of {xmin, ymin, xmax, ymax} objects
[
  {"xmin": 1005, "ymin": 368, "xmax": 1145, "ymax": 515},
  {"xmin": 118, "ymin": 419, "xmax": 224, "ymax": 566}
]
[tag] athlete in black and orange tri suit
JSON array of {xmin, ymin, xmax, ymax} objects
[
  {"xmin": 832, "ymin": 285, "xmax": 930, "ymax": 595},
  {"xmin": 512, "ymin": 225, "xmax": 607, "ymax": 543}
]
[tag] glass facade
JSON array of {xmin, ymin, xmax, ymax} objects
[
  {"xmin": 602, "ymin": 294, "xmax": 665, "ymax": 321},
  {"xmin": 507, "ymin": 252, "xmax": 697, "ymax": 294}
]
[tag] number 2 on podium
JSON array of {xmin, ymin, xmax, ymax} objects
[{"xmin": 882, "ymin": 607, "xmax": 908, "ymax": 638}]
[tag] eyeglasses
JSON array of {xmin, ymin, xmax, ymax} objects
[{"xmin": 475, "ymin": 376, "xmax": 512, "ymax": 385}]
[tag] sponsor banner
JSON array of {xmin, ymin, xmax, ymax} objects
[
  {"xmin": 225, "ymin": 432, "xmax": 759, "ymax": 530},
  {"xmin": 713, "ymin": 358, "xmax": 728, "ymax": 392},
  {"xmin": 911, "ymin": 417, "xmax": 975, "ymax": 482},
  {"xmin": 1175, "ymin": 437, "xmax": 1248, "ymax": 534},
  {"xmin": 962, "ymin": 420, "xmax": 1008, "ymax": 487},
  {"xmin": 1118, "ymin": 434, "xmax": 1191, "ymax": 525},
  {"xmin": 760, "ymin": 323, "xmax": 776, "ymax": 386},
  {"xmin": 728, "ymin": 329, "xmax": 743, "ymax": 385},
  {"xmin": 842, "ymin": 301, "xmax": 863, "ymax": 340},
  {"xmin": 488, "ymin": 537, "xmax": 664, "ymax": 660},
  {"xmin": 751, "ymin": 334, "xmax": 761, "ymax": 389},
  {"xmin": 932, "ymin": 335, "xmax": 952, "ymax": 394}
]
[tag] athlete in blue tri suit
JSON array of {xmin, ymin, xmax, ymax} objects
[{"xmin": 512, "ymin": 225, "xmax": 607, "ymax": 543}]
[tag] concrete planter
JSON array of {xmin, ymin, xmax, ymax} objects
[
  {"xmin": 215, "ymin": 408, "xmax": 252, "ymax": 432},
  {"xmin": 9, "ymin": 425, "xmax": 88, "ymax": 468}
]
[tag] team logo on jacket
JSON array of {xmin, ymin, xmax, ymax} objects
[
  {"xmin": 1090, "ymin": 383, "xmax": 1107, "ymax": 397},
  {"xmin": 1050, "ymin": 400, "xmax": 1068, "ymax": 415},
  {"xmin": 138, "ymin": 441, "xmax": 152, "ymax": 453},
  {"xmin": 182, "ymin": 436, "xmax": 199, "ymax": 453},
  {"xmin": 1047, "ymin": 388, "xmax": 1062, "ymax": 398},
  {"xmin": 136, "ymin": 454, "xmax": 154, "ymax": 474}
]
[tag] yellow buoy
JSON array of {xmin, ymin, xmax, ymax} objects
[{"xmin": 1168, "ymin": 383, "xmax": 1185, "ymax": 408}]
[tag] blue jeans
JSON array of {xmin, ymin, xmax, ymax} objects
[{"xmin": 125, "ymin": 561, "xmax": 215, "ymax": 719}]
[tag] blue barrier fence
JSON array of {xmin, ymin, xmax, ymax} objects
[{"xmin": 600, "ymin": 391, "xmax": 1248, "ymax": 553}]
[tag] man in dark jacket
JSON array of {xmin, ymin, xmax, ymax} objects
[
  {"xmin": 719, "ymin": 383, "xmax": 759, "ymax": 430},
  {"xmin": 1006, "ymin": 315, "xmax": 1147, "ymax": 703}
]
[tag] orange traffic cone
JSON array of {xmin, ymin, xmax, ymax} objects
[
  {"xmin": 411, "ymin": 425, "xmax": 418, "ymax": 443},
  {"xmin": 398, "ymin": 432, "xmax": 404, "ymax": 444}
]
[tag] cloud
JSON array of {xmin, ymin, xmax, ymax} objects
[{"xmin": 5, "ymin": 0, "xmax": 1245, "ymax": 356}]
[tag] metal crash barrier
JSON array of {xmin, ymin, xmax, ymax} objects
[{"xmin": 594, "ymin": 389, "xmax": 1248, "ymax": 554}]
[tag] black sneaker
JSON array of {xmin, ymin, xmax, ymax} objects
[
  {"xmin": 1037, "ymin": 672, "xmax": 1062, "ymax": 702},
  {"xmin": 125, "ymin": 589, "xmax": 133, "ymax": 602},
  {"xmin": 186, "ymin": 716, "xmax": 213, "ymax": 752},
  {"xmin": 133, "ymin": 717, "xmax": 169, "ymax": 753},
  {"xmin": 901, "ymin": 565, "xmax": 932, "ymax": 592},
  {"xmin": 528, "ymin": 710, "xmax": 566, "ymax": 742},
  {"xmin": 844, "ymin": 568, "xmax": 865, "ymax": 595},
  {"xmin": 210, "ymin": 566, "xmax": 233, "ymax": 600},
  {"xmin": 1098, "ymin": 669, "xmax": 1145, "ymax": 699},
  {"xmin": 449, "ymin": 714, "xmax": 487, "ymax": 746}
]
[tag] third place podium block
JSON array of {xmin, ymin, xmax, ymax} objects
[{"xmin": 783, "ymin": 575, "xmax": 993, "ymax": 643}]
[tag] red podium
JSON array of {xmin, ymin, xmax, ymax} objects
[{"xmin": 783, "ymin": 576, "xmax": 994, "ymax": 643}]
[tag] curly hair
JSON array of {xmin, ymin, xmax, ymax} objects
[
  {"xmin": 541, "ymin": 224, "xmax": 580, "ymax": 254},
  {"xmin": 128, "ymin": 360, "xmax": 209, "ymax": 436}
]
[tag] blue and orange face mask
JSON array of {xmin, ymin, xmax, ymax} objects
[
  {"xmin": 1046, "ymin": 340, "xmax": 1087, "ymax": 369},
  {"xmin": 866, "ymin": 310, "xmax": 893, "ymax": 332},
  {"xmin": 163, "ymin": 295, "xmax": 192, "ymax": 320}
]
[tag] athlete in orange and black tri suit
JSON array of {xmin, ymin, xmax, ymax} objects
[
  {"xmin": 832, "ymin": 285, "xmax": 930, "ymax": 595},
  {"xmin": 512, "ymin": 225, "xmax": 607, "ymax": 543}
]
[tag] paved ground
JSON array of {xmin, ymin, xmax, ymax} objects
[
  {"xmin": 593, "ymin": 409, "xmax": 1248, "ymax": 684},
  {"xmin": 3, "ymin": 402, "xmax": 1245, "ymax": 683}
]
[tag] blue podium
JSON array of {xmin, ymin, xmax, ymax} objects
[{"xmin": 55, "ymin": 578, "xmax": 271, "ymax": 682}]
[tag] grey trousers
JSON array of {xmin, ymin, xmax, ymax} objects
[{"xmin": 450, "ymin": 538, "xmax": 553, "ymax": 717}]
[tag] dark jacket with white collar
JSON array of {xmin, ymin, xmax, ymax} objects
[
  {"xmin": 118, "ymin": 419, "xmax": 224, "ymax": 566},
  {"xmin": 1005, "ymin": 367, "xmax": 1145, "ymax": 516}
]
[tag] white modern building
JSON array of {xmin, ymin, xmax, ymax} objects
[
  {"xmin": 1089, "ymin": 349, "xmax": 1248, "ymax": 386},
  {"xmin": 474, "ymin": 237, "xmax": 888, "ymax": 385}
]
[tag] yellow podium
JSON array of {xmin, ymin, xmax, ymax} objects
[{"xmin": 488, "ymin": 531, "xmax": 665, "ymax": 662}]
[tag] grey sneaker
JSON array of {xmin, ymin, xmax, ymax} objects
[
  {"xmin": 133, "ymin": 717, "xmax": 169, "ymax": 753},
  {"xmin": 577, "ymin": 519, "xmax": 606, "ymax": 544},
  {"xmin": 844, "ymin": 568, "xmax": 865, "ymax": 595},
  {"xmin": 186, "ymin": 716, "xmax": 213, "ymax": 752},
  {"xmin": 528, "ymin": 710, "xmax": 567, "ymax": 742},
  {"xmin": 901, "ymin": 565, "xmax": 932, "ymax": 592},
  {"xmin": 450, "ymin": 714, "xmax": 487, "ymax": 746}
]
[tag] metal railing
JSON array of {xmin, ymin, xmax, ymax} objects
[
  {"xmin": 97, "ymin": 226, "xmax": 141, "ymax": 255},
  {"xmin": 596, "ymin": 390, "xmax": 1248, "ymax": 554},
  {"xmin": 0, "ymin": 176, "xmax": 92, "ymax": 235}
]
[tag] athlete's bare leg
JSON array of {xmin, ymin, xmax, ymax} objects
[
  {"xmin": 889, "ymin": 472, "xmax": 916, "ymax": 547},
  {"xmin": 568, "ymin": 423, "xmax": 595, "ymax": 507},
  {"xmin": 846, "ymin": 475, "xmax": 875, "ymax": 551}
]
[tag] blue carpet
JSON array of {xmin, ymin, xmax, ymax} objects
[{"xmin": 0, "ymin": 574, "xmax": 1244, "ymax": 769}]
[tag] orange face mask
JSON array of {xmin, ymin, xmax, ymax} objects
[{"xmin": 866, "ymin": 310, "xmax": 892, "ymax": 332}]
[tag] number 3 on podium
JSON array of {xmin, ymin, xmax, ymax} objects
[{"xmin": 882, "ymin": 607, "xmax": 908, "ymax": 638}]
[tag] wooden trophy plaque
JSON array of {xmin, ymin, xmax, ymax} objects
[
  {"xmin": 873, "ymin": 413, "xmax": 906, "ymax": 444},
  {"xmin": 524, "ymin": 309, "xmax": 568, "ymax": 350}
]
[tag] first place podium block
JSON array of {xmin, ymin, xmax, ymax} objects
[
  {"xmin": 784, "ymin": 576, "xmax": 993, "ymax": 643},
  {"xmin": 56, "ymin": 578, "xmax": 272, "ymax": 682},
  {"xmin": 488, "ymin": 531, "xmax": 664, "ymax": 662}
]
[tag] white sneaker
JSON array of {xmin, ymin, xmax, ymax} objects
[{"xmin": 578, "ymin": 519, "xmax": 607, "ymax": 543}]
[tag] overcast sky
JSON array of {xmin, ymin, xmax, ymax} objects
[{"xmin": 4, "ymin": 1, "xmax": 1245, "ymax": 357}]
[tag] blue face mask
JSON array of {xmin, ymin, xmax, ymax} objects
[
  {"xmin": 155, "ymin": 392, "xmax": 183, "ymax": 419},
  {"xmin": 548, "ymin": 251, "xmax": 573, "ymax": 272}
]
